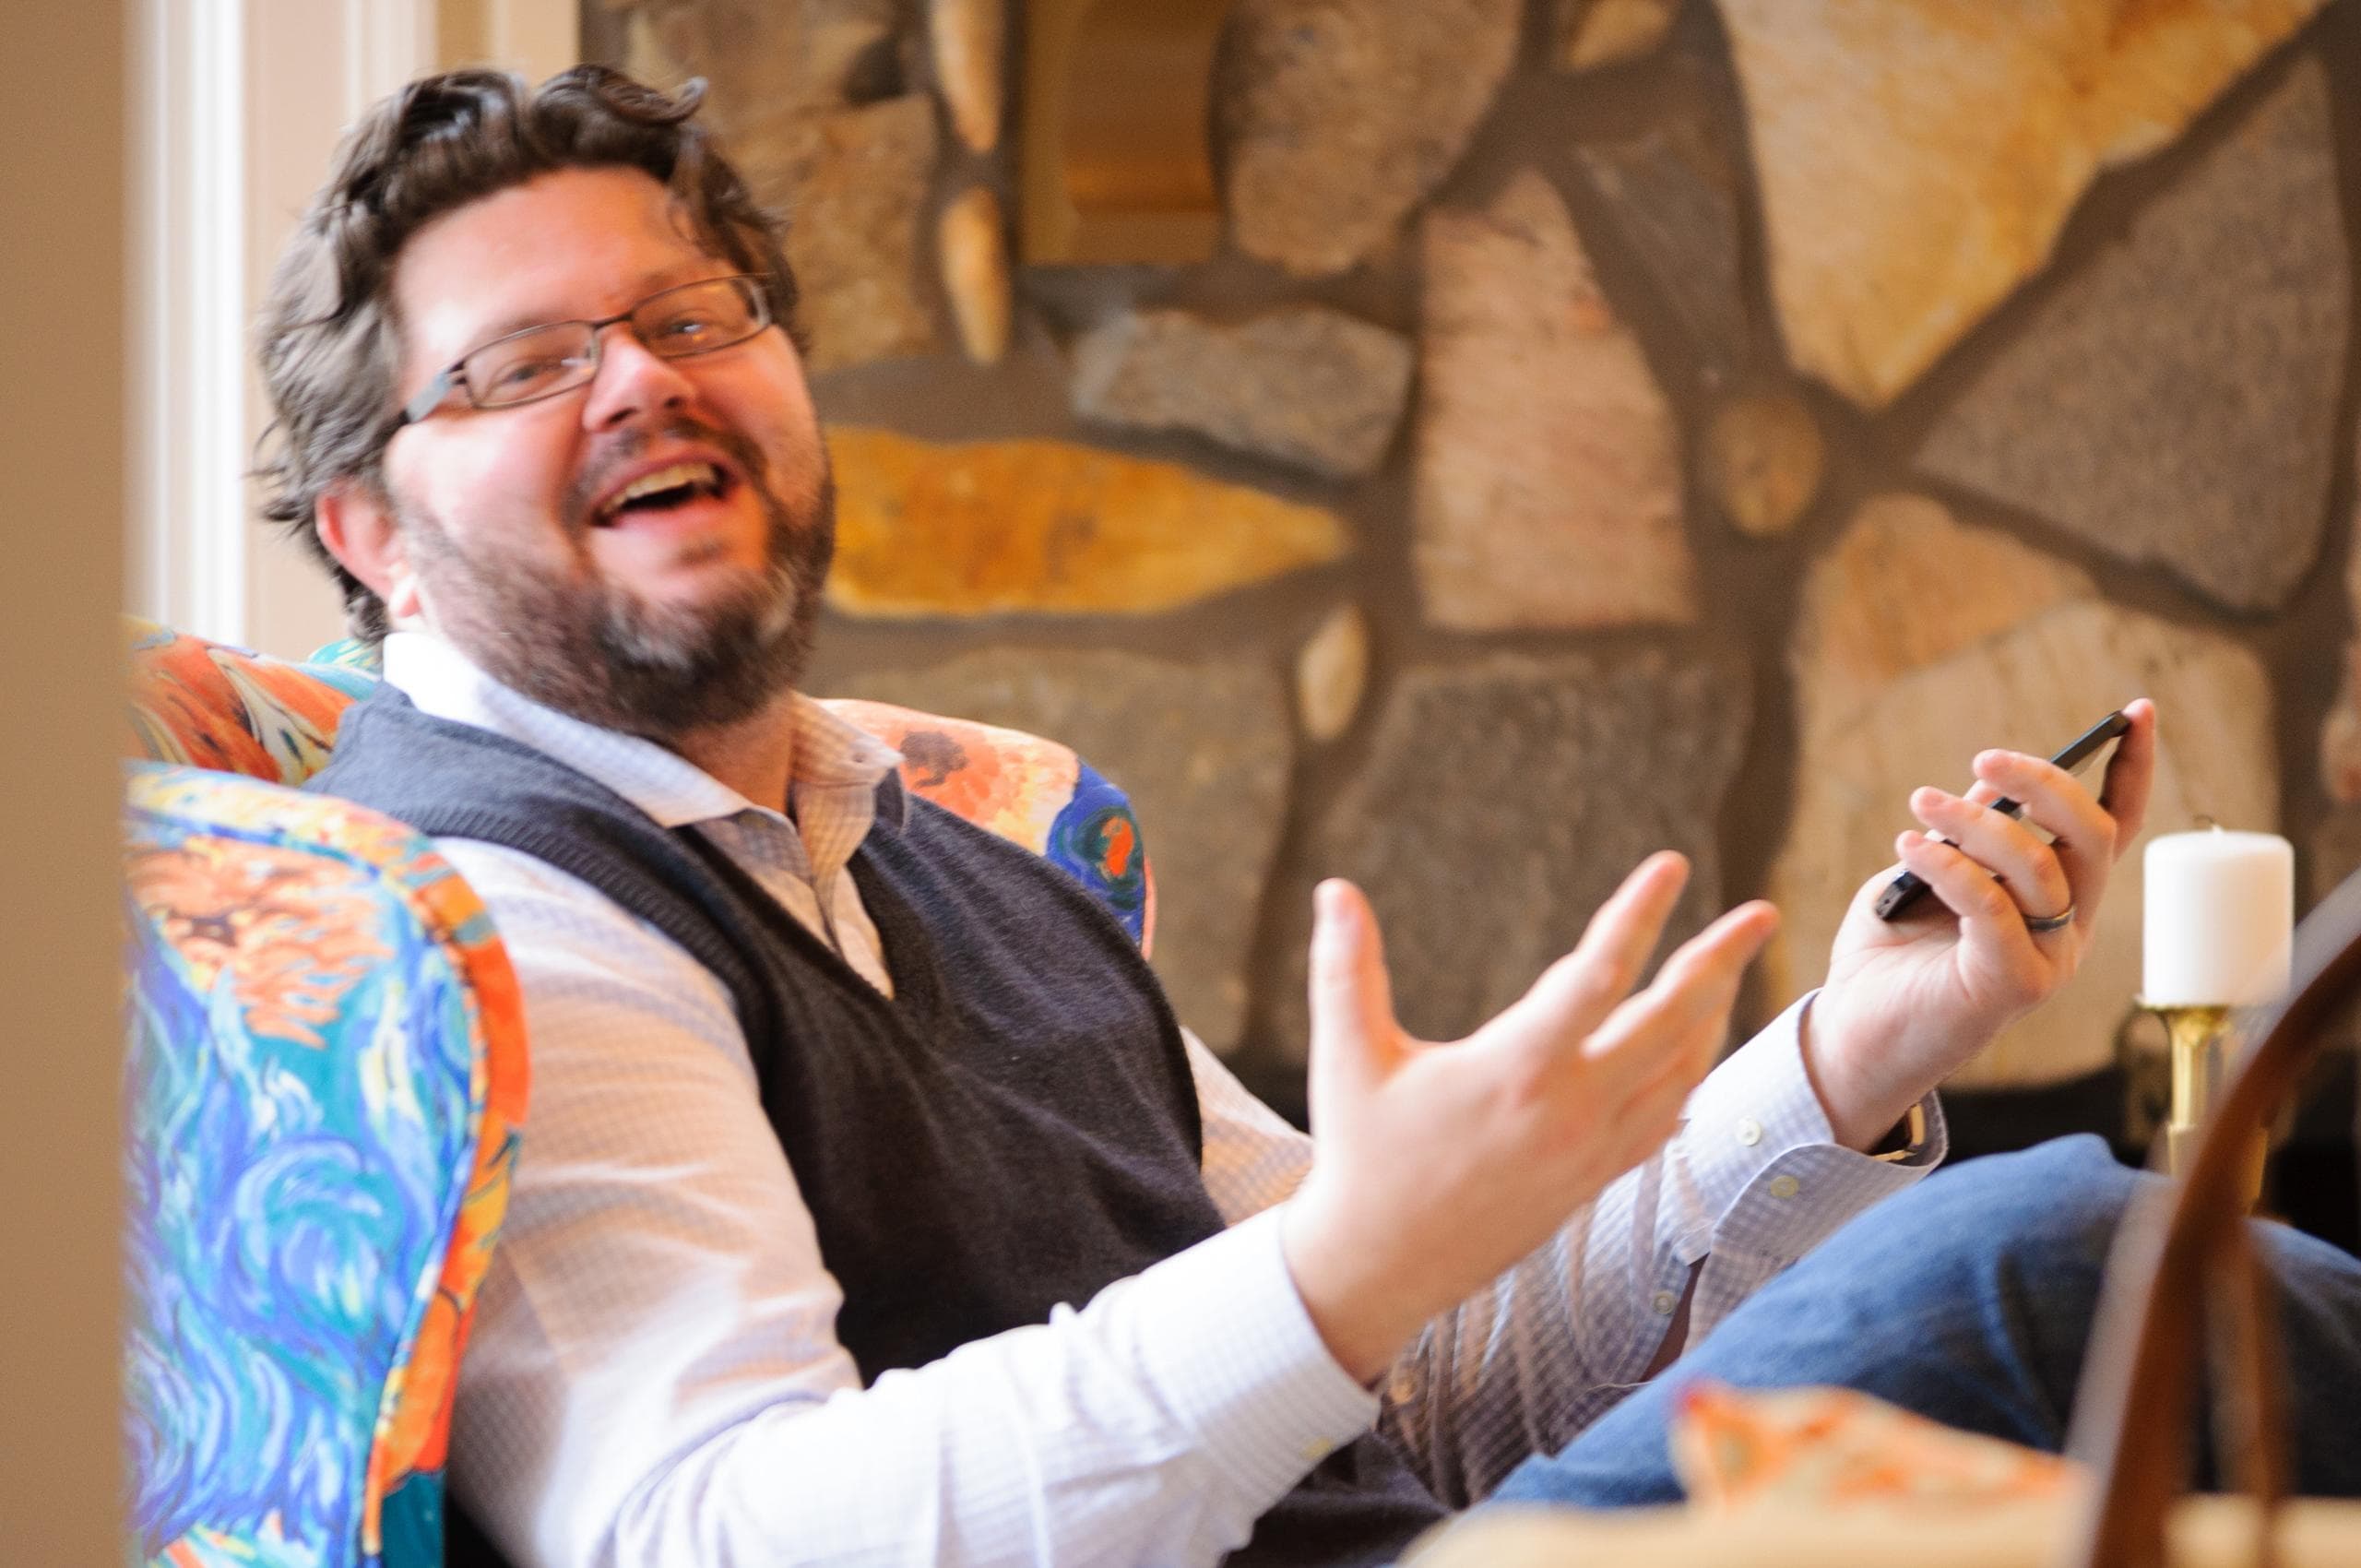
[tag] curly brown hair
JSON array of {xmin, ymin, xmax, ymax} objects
[{"xmin": 254, "ymin": 65, "xmax": 801, "ymax": 644}]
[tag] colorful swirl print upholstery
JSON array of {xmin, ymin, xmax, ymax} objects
[
  {"xmin": 127, "ymin": 620, "xmax": 375, "ymax": 787},
  {"xmin": 822, "ymin": 700, "xmax": 1157, "ymax": 953},
  {"xmin": 121, "ymin": 623, "xmax": 1154, "ymax": 1568},
  {"xmin": 123, "ymin": 765, "xmax": 527, "ymax": 1568}
]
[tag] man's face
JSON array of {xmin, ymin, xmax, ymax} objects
[{"xmin": 377, "ymin": 164, "xmax": 833, "ymax": 738}]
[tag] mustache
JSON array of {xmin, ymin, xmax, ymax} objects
[{"xmin": 562, "ymin": 418, "xmax": 773, "ymax": 532}]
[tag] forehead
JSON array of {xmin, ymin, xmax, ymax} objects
[{"xmin": 392, "ymin": 164, "xmax": 728, "ymax": 369}]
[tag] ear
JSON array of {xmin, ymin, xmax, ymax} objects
[{"xmin": 315, "ymin": 480, "xmax": 423, "ymax": 624}]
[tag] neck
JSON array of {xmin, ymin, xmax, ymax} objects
[{"xmin": 669, "ymin": 687, "xmax": 801, "ymax": 810}]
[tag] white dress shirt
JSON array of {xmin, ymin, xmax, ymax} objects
[{"xmin": 381, "ymin": 632, "xmax": 1946, "ymax": 1568}]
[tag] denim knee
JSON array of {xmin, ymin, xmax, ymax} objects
[
  {"xmin": 1899, "ymin": 1134, "xmax": 2146, "ymax": 1272},
  {"xmin": 1810, "ymin": 1134, "xmax": 2145, "ymax": 1400}
]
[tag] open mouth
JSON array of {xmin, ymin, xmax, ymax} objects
[{"xmin": 594, "ymin": 460, "xmax": 732, "ymax": 526}]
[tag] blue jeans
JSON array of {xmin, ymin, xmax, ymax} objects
[{"xmin": 1489, "ymin": 1135, "xmax": 2361, "ymax": 1508}]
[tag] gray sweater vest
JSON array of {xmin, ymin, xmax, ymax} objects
[{"xmin": 312, "ymin": 684, "xmax": 1445, "ymax": 1566}]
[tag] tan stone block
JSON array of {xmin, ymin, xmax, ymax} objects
[
  {"xmin": 1223, "ymin": 0, "xmax": 1523, "ymax": 278},
  {"xmin": 1915, "ymin": 61, "xmax": 2345, "ymax": 615},
  {"xmin": 1263, "ymin": 647, "xmax": 1748, "ymax": 1061},
  {"xmin": 735, "ymin": 95, "xmax": 940, "ymax": 373},
  {"xmin": 1414, "ymin": 171, "xmax": 1698, "ymax": 631},
  {"xmin": 938, "ymin": 186, "xmax": 1011, "ymax": 363},
  {"xmin": 1703, "ymin": 391, "xmax": 1822, "ymax": 538},
  {"xmin": 1717, "ymin": 0, "xmax": 2329, "ymax": 406},
  {"xmin": 1295, "ymin": 604, "xmax": 1370, "ymax": 744},
  {"xmin": 1798, "ymin": 493, "xmax": 2093, "ymax": 725},
  {"xmin": 627, "ymin": 0, "xmax": 901, "ymax": 130},
  {"xmin": 1070, "ymin": 306, "xmax": 1415, "ymax": 481},
  {"xmin": 1772, "ymin": 500, "xmax": 2277, "ymax": 1088},
  {"xmin": 1557, "ymin": 0, "xmax": 1677, "ymax": 72},
  {"xmin": 824, "ymin": 427, "xmax": 1350, "ymax": 616},
  {"xmin": 928, "ymin": 0, "xmax": 1003, "ymax": 152}
]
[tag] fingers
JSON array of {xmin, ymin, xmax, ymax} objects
[
  {"xmin": 1965, "ymin": 737, "xmax": 2127, "ymax": 928},
  {"xmin": 1908, "ymin": 787, "xmax": 2074, "ymax": 921},
  {"xmin": 1577, "ymin": 900, "xmax": 1780, "ymax": 1097},
  {"xmin": 2100, "ymin": 699, "xmax": 2159, "ymax": 850},
  {"xmin": 1514, "ymin": 851, "xmax": 1691, "ymax": 1041},
  {"xmin": 1893, "ymin": 828, "xmax": 2038, "ymax": 964},
  {"xmin": 1306, "ymin": 880, "xmax": 1404, "ymax": 1096},
  {"xmin": 1608, "ymin": 1039, "xmax": 1716, "ymax": 1168}
]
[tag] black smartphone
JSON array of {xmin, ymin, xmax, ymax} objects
[{"xmin": 1873, "ymin": 710, "xmax": 2133, "ymax": 922}]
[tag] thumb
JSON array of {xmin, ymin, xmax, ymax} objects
[{"xmin": 1307, "ymin": 879, "xmax": 1404, "ymax": 1105}]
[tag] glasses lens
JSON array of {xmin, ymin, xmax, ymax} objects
[
  {"xmin": 468, "ymin": 324, "xmax": 598, "ymax": 409},
  {"xmin": 633, "ymin": 277, "xmax": 768, "ymax": 360}
]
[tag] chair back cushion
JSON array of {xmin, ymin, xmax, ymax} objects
[
  {"xmin": 125, "ymin": 622, "xmax": 1155, "ymax": 946},
  {"xmin": 124, "ymin": 765, "xmax": 527, "ymax": 1568},
  {"xmin": 126, "ymin": 620, "xmax": 374, "ymax": 787},
  {"xmin": 119, "ymin": 624, "xmax": 1154, "ymax": 1566},
  {"xmin": 823, "ymin": 700, "xmax": 1155, "ymax": 952}
]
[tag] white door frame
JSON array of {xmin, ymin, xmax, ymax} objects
[
  {"xmin": 134, "ymin": 0, "xmax": 437, "ymax": 658},
  {"xmin": 134, "ymin": 0, "xmax": 584, "ymax": 658}
]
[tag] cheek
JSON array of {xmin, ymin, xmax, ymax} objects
[
  {"xmin": 737, "ymin": 378, "xmax": 825, "ymax": 492},
  {"xmin": 406, "ymin": 426, "xmax": 584, "ymax": 552}
]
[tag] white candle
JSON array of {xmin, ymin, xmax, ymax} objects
[{"xmin": 2142, "ymin": 828, "xmax": 2295, "ymax": 1007}]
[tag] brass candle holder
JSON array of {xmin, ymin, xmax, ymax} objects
[{"xmin": 2139, "ymin": 1000, "xmax": 2267, "ymax": 1206}]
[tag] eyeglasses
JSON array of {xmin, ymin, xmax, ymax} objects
[{"xmin": 394, "ymin": 274, "xmax": 775, "ymax": 427}]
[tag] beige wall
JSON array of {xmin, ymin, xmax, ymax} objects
[
  {"xmin": 0, "ymin": 2, "xmax": 129, "ymax": 1560},
  {"xmin": 440, "ymin": 0, "xmax": 580, "ymax": 81}
]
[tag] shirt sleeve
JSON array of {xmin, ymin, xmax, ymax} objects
[
  {"xmin": 438, "ymin": 842, "xmax": 1376, "ymax": 1568},
  {"xmin": 1190, "ymin": 1026, "xmax": 1316, "ymax": 1225},
  {"xmin": 1369, "ymin": 992, "xmax": 1948, "ymax": 1505}
]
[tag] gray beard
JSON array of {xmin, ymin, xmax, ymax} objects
[{"xmin": 402, "ymin": 468, "xmax": 835, "ymax": 746}]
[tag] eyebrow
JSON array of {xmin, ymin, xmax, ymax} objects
[{"xmin": 455, "ymin": 264, "xmax": 725, "ymax": 354}]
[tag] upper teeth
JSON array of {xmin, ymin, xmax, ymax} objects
[{"xmin": 604, "ymin": 462, "xmax": 720, "ymax": 515}]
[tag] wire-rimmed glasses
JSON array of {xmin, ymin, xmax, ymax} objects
[{"xmin": 395, "ymin": 273, "xmax": 775, "ymax": 428}]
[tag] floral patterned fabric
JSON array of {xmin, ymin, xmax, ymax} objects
[
  {"xmin": 121, "ymin": 623, "xmax": 1154, "ymax": 1568},
  {"xmin": 126, "ymin": 620, "xmax": 375, "ymax": 788},
  {"xmin": 1669, "ymin": 1381, "xmax": 2079, "ymax": 1513},
  {"xmin": 123, "ymin": 764, "xmax": 527, "ymax": 1568},
  {"xmin": 824, "ymin": 700, "xmax": 1156, "ymax": 952}
]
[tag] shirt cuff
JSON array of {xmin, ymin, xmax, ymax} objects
[
  {"xmin": 1119, "ymin": 1207, "xmax": 1378, "ymax": 1496},
  {"xmin": 1672, "ymin": 990, "xmax": 1948, "ymax": 1268}
]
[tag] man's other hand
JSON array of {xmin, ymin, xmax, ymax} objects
[
  {"xmin": 1803, "ymin": 698, "xmax": 2160, "ymax": 1152},
  {"xmin": 1279, "ymin": 857, "xmax": 1778, "ymax": 1384}
]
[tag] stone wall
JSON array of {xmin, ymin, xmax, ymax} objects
[{"xmin": 585, "ymin": 0, "xmax": 2361, "ymax": 1119}]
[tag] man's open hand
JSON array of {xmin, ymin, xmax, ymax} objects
[
  {"xmin": 1803, "ymin": 699, "xmax": 2160, "ymax": 1150},
  {"xmin": 1279, "ymin": 855, "xmax": 1779, "ymax": 1383}
]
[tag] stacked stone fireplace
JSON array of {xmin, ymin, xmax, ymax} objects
[{"xmin": 581, "ymin": 0, "xmax": 2361, "ymax": 1153}]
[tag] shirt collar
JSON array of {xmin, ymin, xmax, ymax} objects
[{"xmin": 379, "ymin": 629, "xmax": 904, "ymax": 832}]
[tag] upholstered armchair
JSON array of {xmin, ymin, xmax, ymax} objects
[{"xmin": 120, "ymin": 620, "xmax": 1155, "ymax": 1568}]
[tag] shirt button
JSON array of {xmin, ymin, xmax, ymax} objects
[
  {"xmin": 1735, "ymin": 1117, "xmax": 1763, "ymax": 1146},
  {"xmin": 1299, "ymin": 1439, "xmax": 1335, "ymax": 1462},
  {"xmin": 1386, "ymin": 1369, "xmax": 1420, "ymax": 1404},
  {"xmin": 1650, "ymin": 1289, "xmax": 1679, "ymax": 1316},
  {"xmin": 1768, "ymin": 1174, "xmax": 1801, "ymax": 1200}
]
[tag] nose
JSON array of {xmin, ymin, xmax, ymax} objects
[{"xmin": 578, "ymin": 321, "xmax": 698, "ymax": 431}]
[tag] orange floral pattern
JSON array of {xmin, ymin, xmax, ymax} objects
[{"xmin": 1671, "ymin": 1381, "xmax": 2080, "ymax": 1513}]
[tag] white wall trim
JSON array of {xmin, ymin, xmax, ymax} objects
[
  {"xmin": 134, "ymin": 0, "xmax": 439, "ymax": 656},
  {"xmin": 136, "ymin": 0, "xmax": 249, "ymax": 645},
  {"xmin": 345, "ymin": 0, "xmax": 437, "ymax": 118}
]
